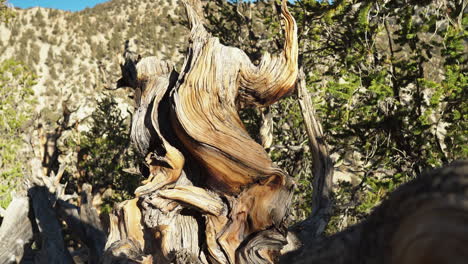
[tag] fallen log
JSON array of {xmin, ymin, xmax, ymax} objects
[{"xmin": 29, "ymin": 185, "xmax": 74, "ymax": 264}]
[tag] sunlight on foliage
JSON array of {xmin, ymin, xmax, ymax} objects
[{"xmin": 0, "ymin": 60, "xmax": 36, "ymax": 208}]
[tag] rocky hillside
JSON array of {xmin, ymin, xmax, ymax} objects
[
  {"xmin": 0, "ymin": 0, "xmax": 188, "ymax": 128},
  {"xmin": 0, "ymin": 0, "xmax": 198, "ymax": 208}
]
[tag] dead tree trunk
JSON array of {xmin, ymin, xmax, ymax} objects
[{"xmin": 106, "ymin": 0, "xmax": 298, "ymax": 263}]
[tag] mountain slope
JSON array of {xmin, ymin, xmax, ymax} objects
[{"xmin": 0, "ymin": 0, "xmax": 188, "ymax": 126}]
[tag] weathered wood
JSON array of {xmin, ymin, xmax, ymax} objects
[
  {"xmin": 281, "ymin": 161, "xmax": 468, "ymax": 264},
  {"xmin": 102, "ymin": 239, "xmax": 153, "ymax": 264},
  {"xmin": 53, "ymin": 184, "xmax": 106, "ymax": 264},
  {"xmin": 291, "ymin": 69, "xmax": 334, "ymax": 241},
  {"xmin": 29, "ymin": 185, "xmax": 73, "ymax": 264},
  {"xmin": 128, "ymin": 56, "xmax": 184, "ymax": 197},
  {"xmin": 26, "ymin": 158, "xmax": 73, "ymax": 264},
  {"xmin": 25, "ymin": 157, "xmax": 106, "ymax": 263},
  {"xmin": 79, "ymin": 184, "xmax": 106, "ymax": 263},
  {"xmin": 0, "ymin": 196, "xmax": 34, "ymax": 263},
  {"xmin": 158, "ymin": 186, "xmax": 225, "ymax": 216},
  {"xmin": 2, "ymin": 1, "xmax": 464, "ymax": 264},
  {"xmin": 236, "ymin": 229, "xmax": 288, "ymax": 264},
  {"xmin": 108, "ymin": 1, "xmax": 299, "ymax": 263},
  {"xmin": 104, "ymin": 1, "xmax": 468, "ymax": 264},
  {"xmin": 259, "ymin": 107, "xmax": 273, "ymax": 149},
  {"xmin": 105, "ymin": 199, "xmax": 145, "ymax": 250},
  {"xmin": 171, "ymin": 1, "xmax": 297, "ymax": 261},
  {"xmin": 172, "ymin": 0, "xmax": 297, "ymax": 195},
  {"xmin": 104, "ymin": 199, "xmax": 154, "ymax": 263}
]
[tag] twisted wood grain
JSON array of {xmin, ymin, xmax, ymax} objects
[{"xmin": 172, "ymin": 0, "xmax": 298, "ymax": 194}]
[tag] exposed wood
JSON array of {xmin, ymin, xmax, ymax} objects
[
  {"xmin": 0, "ymin": 196, "xmax": 34, "ymax": 263},
  {"xmin": 102, "ymin": 238, "xmax": 153, "ymax": 264},
  {"xmin": 18, "ymin": 158, "xmax": 107, "ymax": 264},
  {"xmin": 107, "ymin": 1, "xmax": 299, "ymax": 263},
  {"xmin": 259, "ymin": 107, "xmax": 273, "ymax": 149},
  {"xmin": 293, "ymin": 69, "xmax": 334, "ymax": 240},
  {"xmin": 27, "ymin": 158, "xmax": 74, "ymax": 264},
  {"xmin": 2, "ymin": 1, "xmax": 467, "ymax": 264},
  {"xmin": 170, "ymin": 2, "xmax": 297, "ymax": 261},
  {"xmin": 78, "ymin": 183, "xmax": 106, "ymax": 263},
  {"xmin": 53, "ymin": 184, "xmax": 106, "ymax": 264},
  {"xmin": 173, "ymin": 0, "xmax": 297, "ymax": 195},
  {"xmin": 281, "ymin": 161, "xmax": 468, "ymax": 264},
  {"xmin": 236, "ymin": 229, "xmax": 288, "ymax": 264},
  {"xmin": 105, "ymin": 199, "xmax": 145, "ymax": 252},
  {"xmin": 29, "ymin": 185, "xmax": 73, "ymax": 264},
  {"xmin": 157, "ymin": 186, "xmax": 225, "ymax": 216}
]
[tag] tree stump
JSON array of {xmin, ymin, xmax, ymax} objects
[{"xmin": 105, "ymin": 0, "xmax": 298, "ymax": 263}]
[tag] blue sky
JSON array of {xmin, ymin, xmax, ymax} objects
[{"xmin": 7, "ymin": 0, "xmax": 110, "ymax": 12}]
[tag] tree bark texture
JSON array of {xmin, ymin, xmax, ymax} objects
[
  {"xmin": 108, "ymin": 1, "xmax": 298, "ymax": 263},
  {"xmin": 105, "ymin": 1, "xmax": 468, "ymax": 263}
]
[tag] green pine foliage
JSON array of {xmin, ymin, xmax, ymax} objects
[
  {"xmin": 66, "ymin": 96, "xmax": 141, "ymax": 210},
  {"xmin": 0, "ymin": 60, "xmax": 37, "ymax": 208},
  {"xmin": 294, "ymin": 0, "xmax": 467, "ymax": 230},
  {"xmin": 0, "ymin": 0, "xmax": 14, "ymax": 23},
  {"xmin": 0, "ymin": 2, "xmax": 37, "ymax": 208}
]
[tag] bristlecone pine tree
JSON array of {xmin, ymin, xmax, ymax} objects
[
  {"xmin": 107, "ymin": 0, "xmax": 298, "ymax": 263},
  {"xmin": 1, "ymin": 1, "xmax": 467, "ymax": 264},
  {"xmin": 104, "ymin": 1, "xmax": 468, "ymax": 264}
]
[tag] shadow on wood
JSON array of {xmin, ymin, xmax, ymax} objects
[
  {"xmin": 280, "ymin": 161, "xmax": 468, "ymax": 264},
  {"xmin": 108, "ymin": 0, "xmax": 298, "ymax": 263},
  {"xmin": 1, "ymin": 1, "xmax": 467, "ymax": 264}
]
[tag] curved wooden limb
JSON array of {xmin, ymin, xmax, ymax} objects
[
  {"xmin": 183, "ymin": 0, "xmax": 209, "ymax": 39},
  {"xmin": 105, "ymin": 199, "xmax": 145, "ymax": 253},
  {"xmin": 120, "ymin": 54, "xmax": 185, "ymax": 197},
  {"xmin": 129, "ymin": 57, "xmax": 176, "ymax": 156},
  {"xmin": 236, "ymin": 229, "xmax": 288, "ymax": 264},
  {"xmin": 218, "ymin": 174, "xmax": 294, "ymax": 263},
  {"xmin": 135, "ymin": 144, "xmax": 185, "ymax": 197},
  {"xmin": 238, "ymin": 0, "xmax": 298, "ymax": 107},
  {"xmin": 172, "ymin": 0, "xmax": 298, "ymax": 194},
  {"xmin": 291, "ymin": 69, "xmax": 334, "ymax": 241},
  {"xmin": 158, "ymin": 185, "xmax": 225, "ymax": 216}
]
